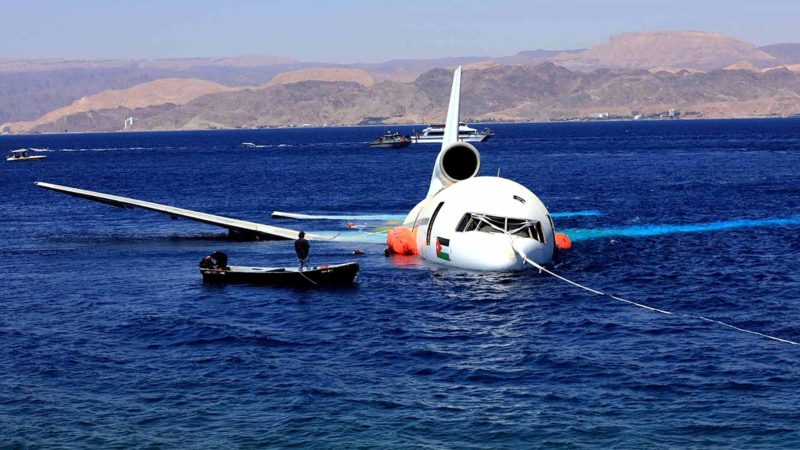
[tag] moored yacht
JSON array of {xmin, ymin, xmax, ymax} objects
[{"xmin": 412, "ymin": 122, "xmax": 494, "ymax": 144}]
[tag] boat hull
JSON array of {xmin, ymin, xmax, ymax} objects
[
  {"xmin": 201, "ymin": 262, "xmax": 359, "ymax": 286},
  {"xmin": 413, "ymin": 134, "xmax": 492, "ymax": 144},
  {"xmin": 368, "ymin": 140, "xmax": 412, "ymax": 148},
  {"xmin": 6, "ymin": 156, "xmax": 47, "ymax": 162}
]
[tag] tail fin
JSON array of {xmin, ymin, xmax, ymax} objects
[
  {"xmin": 426, "ymin": 66, "xmax": 466, "ymax": 197},
  {"xmin": 441, "ymin": 66, "xmax": 462, "ymax": 151}
]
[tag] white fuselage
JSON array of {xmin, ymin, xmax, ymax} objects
[
  {"xmin": 404, "ymin": 177, "xmax": 555, "ymax": 271},
  {"xmin": 396, "ymin": 65, "xmax": 555, "ymax": 271}
]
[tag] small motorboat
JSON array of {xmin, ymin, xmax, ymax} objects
[
  {"xmin": 6, "ymin": 148, "xmax": 47, "ymax": 162},
  {"xmin": 201, "ymin": 262, "xmax": 359, "ymax": 286},
  {"xmin": 368, "ymin": 131, "xmax": 411, "ymax": 148}
]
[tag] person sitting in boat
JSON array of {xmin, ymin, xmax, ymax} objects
[{"xmin": 295, "ymin": 231, "xmax": 310, "ymax": 271}]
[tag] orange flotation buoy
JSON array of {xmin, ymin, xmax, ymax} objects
[
  {"xmin": 555, "ymin": 232, "xmax": 572, "ymax": 251},
  {"xmin": 386, "ymin": 226, "xmax": 418, "ymax": 256}
]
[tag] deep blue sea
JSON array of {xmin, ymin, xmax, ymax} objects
[{"xmin": 2, "ymin": 120, "xmax": 800, "ymax": 448}]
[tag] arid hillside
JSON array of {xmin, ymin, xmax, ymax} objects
[
  {"xmin": 8, "ymin": 78, "xmax": 239, "ymax": 133},
  {"xmin": 20, "ymin": 63, "xmax": 800, "ymax": 134},
  {"xmin": 550, "ymin": 31, "xmax": 776, "ymax": 71},
  {"xmin": 4, "ymin": 31, "xmax": 800, "ymax": 134}
]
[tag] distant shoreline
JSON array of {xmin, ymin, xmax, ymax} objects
[{"xmin": 2, "ymin": 116, "xmax": 799, "ymax": 138}]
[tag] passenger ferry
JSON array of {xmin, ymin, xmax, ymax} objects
[{"xmin": 412, "ymin": 123, "xmax": 494, "ymax": 144}]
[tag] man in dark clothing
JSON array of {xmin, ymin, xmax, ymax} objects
[
  {"xmin": 295, "ymin": 231, "xmax": 310, "ymax": 271},
  {"xmin": 210, "ymin": 251, "xmax": 228, "ymax": 269}
]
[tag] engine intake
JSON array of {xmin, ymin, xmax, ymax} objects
[
  {"xmin": 440, "ymin": 142, "xmax": 480, "ymax": 183},
  {"xmin": 426, "ymin": 142, "xmax": 481, "ymax": 197}
]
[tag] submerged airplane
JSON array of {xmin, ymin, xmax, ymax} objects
[
  {"xmin": 383, "ymin": 66, "xmax": 557, "ymax": 270},
  {"xmin": 35, "ymin": 66, "xmax": 560, "ymax": 272}
]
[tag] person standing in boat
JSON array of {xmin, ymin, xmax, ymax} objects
[{"xmin": 295, "ymin": 231, "xmax": 310, "ymax": 271}]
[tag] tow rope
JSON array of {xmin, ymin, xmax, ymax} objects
[
  {"xmin": 298, "ymin": 269, "xmax": 318, "ymax": 286},
  {"xmin": 509, "ymin": 239, "xmax": 798, "ymax": 346}
]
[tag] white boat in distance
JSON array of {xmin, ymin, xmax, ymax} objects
[
  {"xmin": 6, "ymin": 149, "xmax": 47, "ymax": 162},
  {"xmin": 412, "ymin": 123, "xmax": 494, "ymax": 144}
]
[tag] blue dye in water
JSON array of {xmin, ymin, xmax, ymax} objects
[
  {"xmin": 566, "ymin": 216, "xmax": 800, "ymax": 241},
  {"xmin": 551, "ymin": 209, "xmax": 602, "ymax": 218}
]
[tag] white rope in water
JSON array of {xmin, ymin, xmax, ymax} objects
[
  {"xmin": 297, "ymin": 267, "xmax": 318, "ymax": 286},
  {"xmin": 510, "ymin": 240, "xmax": 798, "ymax": 346}
]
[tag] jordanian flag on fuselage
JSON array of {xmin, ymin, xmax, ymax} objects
[{"xmin": 436, "ymin": 237, "xmax": 450, "ymax": 261}]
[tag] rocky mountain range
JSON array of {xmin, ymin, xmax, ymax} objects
[{"xmin": 3, "ymin": 31, "xmax": 800, "ymax": 134}]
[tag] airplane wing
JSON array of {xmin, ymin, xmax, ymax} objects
[
  {"xmin": 272, "ymin": 211, "xmax": 405, "ymax": 222},
  {"xmin": 35, "ymin": 181, "xmax": 320, "ymax": 241}
]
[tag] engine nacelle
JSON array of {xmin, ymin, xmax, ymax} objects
[{"xmin": 427, "ymin": 142, "xmax": 481, "ymax": 196}]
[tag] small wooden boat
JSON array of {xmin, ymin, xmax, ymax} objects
[{"xmin": 201, "ymin": 262, "xmax": 359, "ymax": 286}]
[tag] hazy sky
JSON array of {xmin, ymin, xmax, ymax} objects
[{"xmin": 1, "ymin": 0, "xmax": 797, "ymax": 62}]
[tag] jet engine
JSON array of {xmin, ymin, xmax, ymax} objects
[{"xmin": 427, "ymin": 142, "xmax": 481, "ymax": 196}]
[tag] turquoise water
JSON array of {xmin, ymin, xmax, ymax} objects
[{"xmin": 565, "ymin": 216, "xmax": 800, "ymax": 241}]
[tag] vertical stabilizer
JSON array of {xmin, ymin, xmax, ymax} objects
[
  {"xmin": 427, "ymin": 66, "xmax": 473, "ymax": 197},
  {"xmin": 441, "ymin": 66, "xmax": 462, "ymax": 151}
]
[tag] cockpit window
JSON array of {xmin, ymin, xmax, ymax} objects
[
  {"xmin": 456, "ymin": 214, "xmax": 478, "ymax": 232},
  {"xmin": 456, "ymin": 213, "xmax": 545, "ymax": 242}
]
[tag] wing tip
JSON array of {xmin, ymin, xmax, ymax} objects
[{"xmin": 34, "ymin": 181, "xmax": 56, "ymax": 190}]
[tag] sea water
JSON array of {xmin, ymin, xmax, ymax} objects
[{"xmin": 2, "ymin": 120, "xmax": 800, "ymax": 447}]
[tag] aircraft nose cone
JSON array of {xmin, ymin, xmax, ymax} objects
[{"xmin": 478, "ymin": 236, "xmax": 529, "ymax": 271}]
